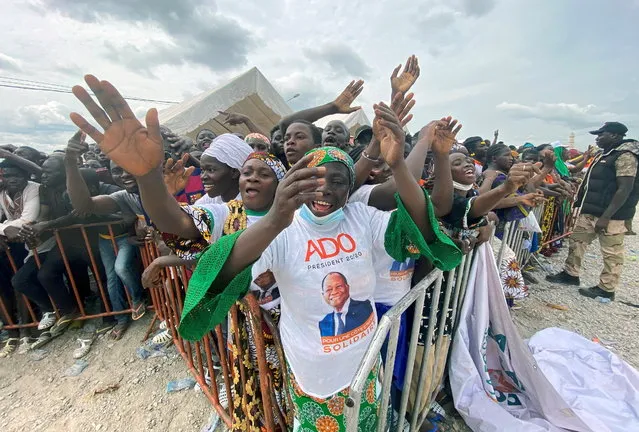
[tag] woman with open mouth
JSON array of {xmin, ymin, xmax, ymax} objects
[
  {"xmin": 192, "ymin": 134, "xmax": 252, "ymax": 207},
  {"xmin": 69, "ymin": 75, "xmax": 461, "ymax": 432}
]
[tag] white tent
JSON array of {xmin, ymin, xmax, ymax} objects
[
  {"xmin": 159, "ymin": 67, "xmax": 293, "ymax": 139},
  {"xmin": 313, "ymin": 110, "xmax": 371, "ymax": 135}
]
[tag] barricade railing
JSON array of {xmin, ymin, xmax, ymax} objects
[
  {"xmin": 344, "ymin": 247, "xmax": 477, "ymax": 432},
  {"xmin": 144, "ymin": 242, "xmax": 289, "ymax": 432},
  {"xmin": 496, "ymin": 197, "xmax": 576, "ymax": 273},
  {"xmin": 0, "ymin": 221, "xmax": 147, "ymax": 330}
]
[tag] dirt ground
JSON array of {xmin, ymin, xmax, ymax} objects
[
  {"xmin": 1, "ymin": 221, "xmax": 638, "ymax": 432},
  {"xmin": 0, "ymin": 316, "xmax": 212, "ymax": 432}
]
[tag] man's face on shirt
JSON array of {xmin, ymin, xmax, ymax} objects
[{"xmin": 322, "ymin": 273, "xmax": 350, "ymax": 311}]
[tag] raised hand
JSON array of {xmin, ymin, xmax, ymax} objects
[
  {"xmin": 218, "ymin": 111, "xmax": 249, "ymax": 126},
  {"xmin": 430, "ymin": 116, "xmax": 462, "ymax": 155},
  {"xmin": 372, "ymin": 102, "xmax": 405, "ymax": 169},
  {"xmin": 542, "ymin": 151, "xmax": 556, "ymax": 169},
  {"xmin": 65, "ymin": 130, "xmax": 89, "ymax": 160},
  {"xmin": 505, "ymin": 163, "xmax": 534, "ymax": 192},
  {"xmin": 163, "ymin": 154, "xmax": 196, "ymax": 196},
  {"xmin": 269, "ymin": 154, "xmax": 326, "ymax": 228},
  {"xmin": 390, "ymin": 92, "xmax": 415, "ymax": 127},
  {"xmin": 390, "ymin": 55, "xmax": 420, "ymax": 96},
  {"xmin": 332, "ymin": 80, "xmax": 364, "ymax": 114},
  {"xmin": 518, "ymin": 191, "xmax": 545, "ymax": 207},
  {"xmin": 70, "ymin": 75, "xmax": 163, "ymax": 177}
]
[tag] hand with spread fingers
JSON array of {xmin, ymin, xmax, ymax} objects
[
  {"xmin": 163, "ymin": 154, "xmax": 196, "ymax": 196},
  {"xmin": 269, "ymin": 154, "xmax": 326, "ymax": 229},
  {"xmin": 430, "ymin": 116, "xmax": 462, "ymax": 155},
  {"xmin": 372, "ymin": 102, "xmax": 406, "ymax": 169},
  {"xmin": 390, "ymin": 92, "xmax": 415, "ymax": 127},
  {"xmin": 390, "ymin": 55, "xmax": 420, "ymax": 96},
  {"xmin": 70, "ymin": 75, "xmax": 164, "ymax": 177},
  {"xmin": 332, "ymin": 80, "xmax": 364, "ymax": 114}
]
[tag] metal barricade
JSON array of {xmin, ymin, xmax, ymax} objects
[
  {"xmin": 344, "ymin": 249, "xmax": 477, "ymax": 432},
  {"xmin": 0, "ymin": 221, "xmax": 144, "ymax": 330},
  {"xmin": 144, "ymin": 242, "xmax": 289, "ymax": 432}
]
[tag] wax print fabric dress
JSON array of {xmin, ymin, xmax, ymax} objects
[{"xmin": 164, "ymin": 199, "xmax": 289, "ymax": 431}]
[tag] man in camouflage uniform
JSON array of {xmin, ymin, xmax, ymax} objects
[{"xmin": 547, "ymin": 122, "xmax": 639, "ymax": 301}]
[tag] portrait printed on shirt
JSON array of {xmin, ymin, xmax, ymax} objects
[
  {"xmin": 390, "ymin": 258, "xmax": 415, "ymax": 281},
  {"xmin": 318, "ymin": 272, "xmax": 375, "ymax": 351},
  {"xmin": 251, "ymin": 270, "xmax": 280, "ymax": 308}
]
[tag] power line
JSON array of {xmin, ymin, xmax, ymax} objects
[
  {"xmin": 0, "ymin": 76, "xmax": 179, "ymax": 105},
  {"xmin": 0, "ymin": 76, "xmax": 69, "ymax": 91}
]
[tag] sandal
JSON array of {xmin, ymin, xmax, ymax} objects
[
  {"xmin": 73, "ymin": 337, "xmax": 95, "ymax": 359},
  {"xmin": 18, "ymin": 337, "xmax": 36, "ymax": 355},
  {"xmin": 0, "ymin": 338, "xmax": 19, "ymax": 358},
  {"xmin": 96, "ymin": 321, "xmax": 116, "ymax": 336},
  {"xmin": 30, "ymin": 331, "xmax": 52, "ymax": 350},
  {"xmin": 152, "ymin": 329, "xmax": 172, "ymax": 345},
  {"xmin": 50, "ymin": 312, "xmax": 79, "ymax": 338},
  {"xmin": 109, "ymin": 321, "xmax": 130, "ymax": 341},
  {"xmin": 131, "ymin": 301, "xmax": 146, "ymax": 321}
]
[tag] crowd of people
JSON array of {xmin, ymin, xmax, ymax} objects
[{"xmin": 1, "ymin": 55, "xmax": 637, "ymax": 431}]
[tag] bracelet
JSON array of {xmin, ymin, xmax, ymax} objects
[{"xmin": 362, "ymin": 150, "xmax": 381, "ymax": 163}]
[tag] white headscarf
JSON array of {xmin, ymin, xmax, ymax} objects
[{"xmin": 202, "ymin": 133, "xmax": 253, "ymax": 169}]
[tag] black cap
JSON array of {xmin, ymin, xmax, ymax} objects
[
  {"xmin": 354, "ymin": 125, "xmax": 372, "ymax": 141},
  {"xmin": 463, "ymin": 136, "xmax": 483, "ymax": 146},
  {"xmin": 589, "ymin": 122, "xmax": 628, "ymax": 136}
]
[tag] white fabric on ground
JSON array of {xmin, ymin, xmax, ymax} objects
[{"xmin": 450, "ymin": 242, "xmax": 639, "ymax": 431}]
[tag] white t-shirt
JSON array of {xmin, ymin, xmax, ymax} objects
[
  {"xmin": 373, "ymin": 252, "xmax": 414, "ymax": 306},
  {"xmin": 194, "ymin": 192, "xmax": 241, "ymax": 206},
  {"xmin": 347, "ymin": 184, "xmax": 414, "ymax": 306},
  {"xmin": 348, "ymin": 183, "xmax": 378, "ymax": 205},
  {"xmin": 182, "ymin": 202, "xmax": 279, "ymax": 311},
  {"xmin": 252, "ymin": 202, "xmax": 393, "ymax": 398}
]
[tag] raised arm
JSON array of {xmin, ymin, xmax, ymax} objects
[
  {"xmin": 218, "ymin": 111, "xmax": 270, "ymax": 137},
  {"xmin": 469, "ymin": 163, "xmax": 533, "ymax": 217},
  {"xmin": 0, "ymin": 148, "xmax": 42, "ymax": 177},
  {"xmin": 425, "ymin": 117, "xmax": 462, "ymax": 217},
  {"xmin": 390, "ymin": 55, "xmax": 420, "ymax": 100},
  {"xmin": 278, "ymin": 80, "xmax": 364, "ymax": 135},
  {"xmin": 368, "ymin": 115, "xmax": 462, "ymax": 216},
  {"xmin": 568, "ymin": 148, "xmax": 593, "ymax": 174},
  {"xmin": 69, "ymin": 75, "xmax": 200, "ymax": 239},
  {"xmin": 353, "ymin": 92, "xmax": 415, "ymax": 190},
  {"xmin": 64, "ymin": 130, "xmax": 120, "ymax": 215},
  {"xmin": 373, "ymin": 102, "xmax": 433, "ymax": 241}
]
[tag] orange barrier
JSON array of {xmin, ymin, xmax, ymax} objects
[
  {"xmin": 143, "ymin": 242, "xmax": 291, "ymax": 431},
  {"xmin": 0, "ymin": 221, "xmax": 147, "ymax": 330}
]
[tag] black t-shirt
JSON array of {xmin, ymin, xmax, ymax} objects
[{"xmin": 440, "ymin": 193, "xmax": 484, "ymax": 230}]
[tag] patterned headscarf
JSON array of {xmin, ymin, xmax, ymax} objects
[
  {"xmin": 202, "ymin": 133, "xmax": 253, "ymax": 170},
  {"xmin": 305, "ymin": 146, "xmax": 355, "ymax": 191},
  {"xmin": 244, "ymin": 152, "xmax": 287, "ymax": 182},
  {"xmin": 244, "ymin": 133, "xmax": 271, "ymax": 147}
]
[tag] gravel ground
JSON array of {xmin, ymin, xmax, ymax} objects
[
  {"xmin": 513, "ymin": 221, "xmax": 639, "ymax": 369},
  {"xmin": 1, "ymin": 220, "xmax": 637, "ymax": 432},
  {"xmin": 0, "ymin": 315, "xmax": 212, "ymax": 432}
]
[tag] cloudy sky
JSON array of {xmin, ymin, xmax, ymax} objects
[{"xmin": 1, "ymin": 0, "xmax": 638, "ymax": 152}]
